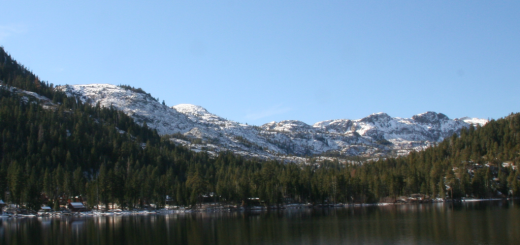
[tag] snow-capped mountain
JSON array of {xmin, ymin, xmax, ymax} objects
[{"xmin": 58, "ymin": 84, "xmax": 488, "ymax": 161}]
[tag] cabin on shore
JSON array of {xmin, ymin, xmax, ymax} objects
[
  {"xmin": 67, "ymin": 202, "xmax": 89, "ymax": 212},
  {"xmin": 37, "ymin": 206, "xmax": 53, "ymax": 215}
]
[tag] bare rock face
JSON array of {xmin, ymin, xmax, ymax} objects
[{"xmin": 59, "ymin": 84, "xmax": 488, "ymax": 161}]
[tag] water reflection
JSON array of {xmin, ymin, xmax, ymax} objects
[{"xmin": 1, "ymin": 201, "xmax": 519, "ymax": 245}]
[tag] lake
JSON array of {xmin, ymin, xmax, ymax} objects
[{"xmin": 1, "ymin": 201, "xmax": 520, "ymax": 245}]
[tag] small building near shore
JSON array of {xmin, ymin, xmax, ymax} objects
[
  {"xmin": 68, "ymin": 202, "xmax": 89, "ymax": 212},
  {"xmin": 37, "ymin": 206, "xmax": 53, "ymax": 216}
]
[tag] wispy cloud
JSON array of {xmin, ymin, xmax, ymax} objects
[
  {"xmin": 245, "ymin": 104, "xmax": 292, "ymax": 121},
  {"xmin": 0, "ymin": 24, "xmax": 27, "ymax": 41}
]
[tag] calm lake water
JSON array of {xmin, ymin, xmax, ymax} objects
[{"xmin": 2, "ymin": 201, "xmax": 520, "ymax": 245}]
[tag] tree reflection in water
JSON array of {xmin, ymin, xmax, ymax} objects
[{"xmin": 1, "ymin": 201, "xmax": 519, "ymax": 245}]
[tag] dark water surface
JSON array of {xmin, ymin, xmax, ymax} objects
[{"xmin": 2, "ymin": 201, "xmax": 520, "ymax": 245}]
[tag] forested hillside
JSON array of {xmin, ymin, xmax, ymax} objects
[{"xmin": 0, "ymin": 47, "xmax": 519, "ymax": 212}]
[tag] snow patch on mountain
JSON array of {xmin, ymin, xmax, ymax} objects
[{"xmin": 460, "ymin": 117, "xmax": 488, "ymax": 126}]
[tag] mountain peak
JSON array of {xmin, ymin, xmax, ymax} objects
[
  {"xmin": 360, "ymin": 112, "xmax": 391, "ymax": 124},
  {"xmin": 173, "ymin": 104, "xmax": 209, "ymax": 115},
  {"xmin": 262, "ymin": 120, "xmax": 313, "ymax": 132},
  {"xmin": 412, "ymin": 111, "xmax": 449, "ymax": 124}
]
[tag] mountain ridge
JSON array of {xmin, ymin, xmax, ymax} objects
[{"xmin": 57, "ymin": 83, "xmax": 487, "ymax": 162}]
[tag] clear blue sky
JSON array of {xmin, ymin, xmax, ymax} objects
[{"xmin": 1, "ymin": 1, "xmax": 519, "ymax": 125}]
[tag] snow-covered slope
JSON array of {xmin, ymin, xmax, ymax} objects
[
  {"xmin": 58, "ymin": 84, "xmax": 488, "ymax": 161},
  {"xmin": 58, "ymin": 84, "xmax": 196, "ymax": 135}
]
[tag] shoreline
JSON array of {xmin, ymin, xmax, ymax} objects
[{"xmin": 1, "ymin": 198, "xmax": 516, "ymax": 219}]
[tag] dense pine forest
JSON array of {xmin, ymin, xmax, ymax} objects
[{"xmin": 1, "ymin": 47, "xmax": 519, "ymax": 212}]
